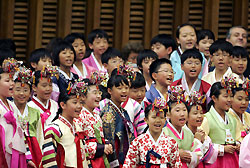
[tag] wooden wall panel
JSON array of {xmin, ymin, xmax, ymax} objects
[
  {"xmin": 71, "ymin": 0, "xmax": 87, "ymax": 34},
  {"xmin": 188, "ymin": 0, "xmax": 204, "ymax": 30}
]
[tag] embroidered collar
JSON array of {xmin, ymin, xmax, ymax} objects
[
  {"xmin": 230, "ymin": 108, "xmax": 245, "ymax": 125},
  {"xmin": 0, "ymin": 99, "xmax": 14, "ymax": 114},
  {"xmin": 73, "ymin": 63, "xmax": 87, "ymax": 78},
  {"xmin": 167, "ymin": 122, "xmax": 184, "ymax": 139},
  {"xmin": 58, "ymin": 68, "xmax": 73, "ymax": 80},
  {"xmin": 182, "ymin": 74, "xmax": 198, "ymax": 95},
  {"xmin": 177, "ymin": 46, "xmax": 183, "ymax": 55},
  {"xmin": 146, "ymin": 129, "xmax": 164, "ymax": 145},
  {"xmin": 211, "ymin": 106, "xmax": 229, "ymax": 124},
  {"xmin": 59, "ymin": 115, "xmax": 76, "ymax": 134},
  {"xmin": 212, "ymin": 67, "xmax": 232, "ymax": 83},
  {"xmin": 91, "ymin": 52, "xmax": 105, "ymax": 71},
  {"xmin": 32, "ymin": 96, "xmax": 50, "ymax": 109},
  {"xmin": 109, "ymin": 99, "xmax": 122, "ymax": 114},
  {"xmin": 12, "ymin": 102, "xmax": 29, "ymax": 118}
]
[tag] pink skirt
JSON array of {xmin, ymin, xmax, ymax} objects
[{"xmin": 204, "ymin": 152, "xmax": 238, "ymax": 168}]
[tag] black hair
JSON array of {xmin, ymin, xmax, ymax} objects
[
  {"xmin": 137, "ymin": 49, "xmax": 158, "ymax": 70},
  {"xmin": 101, "ymin": 47, "xmax": 122, "ymax": 64},
  {"xmin": 197, "ymin": 29, "xmax": 215, "ymax": 44},
  {"xmin": 87, "ymin": 29, "xmax": 109, "ymax": 44},
  {"xmin": 29, "ymin": 48, "xmax": 52, "ymax": 70},
  {"xmin": 46, "ymin": 37, "xmax": 63, "ymax": 54},
  {"xmin": 149, "ymin": 58, "xmax": 172, "ymax": 82},
  {"xmin": 107, "ymin": 74, "xmax": 129, "ymax": 89},
  {"xmin": 209, "ymin": 40, "xmax": 233, "ymax": 56},
  {"xmin": 130, "ymin": 72, "xmax": 146, "ymax": 89},
  {"xmin": 81, "ymin": 78, "xmax": 95, "ymax": 96},
  {"xmin": 64, "ymin": 33, "xmax": 85, "ymax": 44},
  {"xmin": 0, "ymin": 49, "xmax": 15, "ymax": 66},
  {"xmin": 0, "ymin": 39, "xmax": 16, "ymax": 55},
  {"xmin": 181, "ymin": 48, "xmax": 203, "ymax": 64},
  {"xmin": 144, "ymin": 104, "xmax": 168, "ymax": 119},
  {"xmin": 232, "ymin": 85, "xmax": 245, "ymax": 97},
  {"xmin": 231, "ymin": 46, "xmax": 248, "ymax": 59},
  {"xmin": 167, "ymin": 100, "xmax": 190, "ymax": 114},
  {"xmin": 33, "ymin": 70, "xmax": 52, "ymax": 87},
  {"xmin": 52, "ymin": 40, "xmax": 76, "ymax": 66},
  {"xmin": 176, "ymin": 23, "xmax": 197, "ymax": 39},
  {"xmin": 122, "ymin": 42, "xmax": 144, "ymax": 62},
  {"xmin": 207, "ymin": 82, "xmax": 225, "ymax": 110},
  {"xmin": 150, "ymin": 34, "xmax": 177, "ymax": 51}
]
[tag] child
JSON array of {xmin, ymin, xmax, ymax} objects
[
  {"xmin": 230, "ymin": 46, "xmax": 248, "ymax": 81},
  {"xmin": 100, "ymin": 73, "xmax": 135, "ymax": 166},
  {"xmin": 74, "ymin": 78, "xmax": 112, "ymax": 168},
  {"xmin": 170, "ymin": 23, "xmax": 207, "ymax": 81},
  {"xmin": 0, "ymin": 58, "xmax": 27, "ymax": 167},
  {"xmin": 42, "ymin": 82, "xmax": 88, "ymax": 167},
  {"xmin": 137, "ymin": 49, "xmax": 158, "ymax": 91},
  {"xmin": 123, "ymin": 98, "xmax": 182, "ymax": 167},
  {"xmin": 83, "ymin": 29, "xmax": 109, "ymax": 71},
  {"xmin": 202, "ymin": 40, "xmax": 233, "ymax": 86},
  {"xmin": 51, "ymin": 40, "xmax": 79, "ymax": 101},
  {"xmin": 200, "ymin": 81, "xmax": 239, "ymax": 167},
  {"xmin": 229, "ymin": 81, "xmax": 250, "ymax": 142},
  {"xmin": 29, "ymin": 48, "xmax": 53, "ymax": 71},
  {"xmin": 146, "ymin": 58, "xmax": 174, "ymax": 103},
  {"xmin": 64, "ymin": 33, "xmax": 96, "ymax": 79},
  {"xmin": 197, "ymin": 29, "xmax": 215, "ymax": 72},
  {"xmin": 150, "ymin": 33, "xmax": 176, "ymax": 59},
  {"xmin": 171, "ymin": 49, "xmax": 211, "ymax": 111}
]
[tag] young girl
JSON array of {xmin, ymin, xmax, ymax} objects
[
  {"xmin": 200, "ymin": 80, "xmax": 238, "ymax": 167},
  {"xmin": 42, "ymin": 81, "xmax": 88, "ymax": 167},
  {"xmin": 74, "ymin": 76, "xmax": 112, "ymax": 168},
  {"xmin": 229, "ymin": 80, "xmax": 250, "ymax": 142},
  {"xmin": 64, "ymin": 33, "xmax": 96, "ymax": 79},
  {"xmin": 0, "ymin": 58, "xmax": 27, "ymax": 167},
  {"xmin": 51, "ymin": 40, "xmax": 79, "ymax": 101},
  {"xmin": 100, "ymin": 73, "xmax": 135, "ymax": 167},
  {"xmin": 123, "ymin": 98, "xmax": 182, "ymax": 167}
]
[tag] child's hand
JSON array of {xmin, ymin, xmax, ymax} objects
[
  {"xmin": 224, "ymin": 145, "xmax": 236, "ymax": 154},
  {"xmin": 194, "ymin": 130, "xmax": 205, "ymax": 143},
  {"xmin": 236, "ymin": 144, "xmax": 241, "ymax": 152},
  {"xmin": 27, "ymin": 161, "xmax": 37, "ymax": 168},
  {"xmin": 179, "ymin": 149, "xmax": 192, "ymax": 163},
  {"xmin": 104, "ymin": 144, "xmax": 113, "ymax": 155}
]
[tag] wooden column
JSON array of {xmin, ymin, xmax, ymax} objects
[
  {"xmin": 121, "ymin": 0, "xmax": 130, "ymax": 48},
  {"xmin": 0, "ymin": 0, "xmax": 15, "ymax": 38},
  {"xmin": 233, "ymin": 0, "xmax": 248, "ymax": 28},
  {"xmin": 113, "ymin": 0, "xmax": 123, "ymax": 49},
  {"xmin": 57, "ymin": 0, "xmax": 72, "ymax": 38}
]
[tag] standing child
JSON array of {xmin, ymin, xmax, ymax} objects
[
  {"xmin": 29, "ymin": 48, "xmax": 53, "ymax": 71},
  {"xmin": 42, "ymin": 82, "xmax": 88, "ymax": 167},
  {"xmin": 123, "ymin": 98, "xmax": 182, "ymax": 167},
  {"xmin": 200, "ymin": 80, "xmax": 239, "ymax": 167}
]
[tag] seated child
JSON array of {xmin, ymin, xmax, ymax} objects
[
  {"xmin": 137, "ymin": 49, "xmax": 158, "ymax": 90},
  {"xmin": 30, "ymin": 48, "xmax": 53, "ymax": 71},
  {"xmin": 83, "ymin": 29, "xmax": 109, "ymax": 71},
  {"xmin": 150, "ymin": 33, "xmax": 176, "ymax": 59},
  {"xmin": 146, "ymin": 58, "xmax": 174, "ymax": 103},
  {"xmin": 170, "ymin": 23, "xmax": 207, "ymax": 81},
  {"xmin": 42, "ymin": 82, "xmax": 88, "ymax": 167},
  {"xmin": 202, "ymin": 40, "xmax": 233, "ymax": 86},
  {"xmin": 64, "ymin": 33, "xmax": 96, "ymax": 79},
  {"xmin": 197, "ymin": 29, "xmax": 215, "ymax": 72},
  {"xmin": 123, "ymin": 98, "xmax": 182, "ymax": 167}
]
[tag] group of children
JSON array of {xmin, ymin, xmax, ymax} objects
[{"xmin": 0, "ymin": 23, "xmax": 250, "ymax": 168}]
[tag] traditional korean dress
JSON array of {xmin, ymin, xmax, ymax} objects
[
  {"xmin": 82, "ymin": 52, "xmax": 106, "ymax": 72},
  {"xmin": 239, "ymin": 133, "xmax": 250, "ymax": 167},
  {"xmin": 123, "ymin": 130, "xmax": 182, "ymax": 168},
  {"xmin": 0, "ymin": 99, "xmax": 27, "ymax": 168},
  {"xmin": 42, "ymin": 115, "xmax": 88, "ymax": 168},
  {"xmin": 200, "ymin": 106, "xmax": 238, "ymax": 168},
  {"xmin": 71, "ymin": 62, "xmax": 96, "ymax": 80},
  {"xmin": 100, "ymin": 100, "xmax": 135, "ymax": 167},
  {"xmin": 74, "ymin": 107, "xmax": 110, "ymax": 168}
]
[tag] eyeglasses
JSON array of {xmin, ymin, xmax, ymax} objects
[
  {"xmin": 156, "ymin": 69, "xmax": 176, "ymax": 74},
  {"xmin": 185, "ymin": 61, "xmax": 201, "ymax": 66},
  {"xmin": 213, "ymin": 53, "xmax": 230, "ymax": 57}
]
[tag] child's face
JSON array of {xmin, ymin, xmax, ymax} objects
[
  {"xmin": 145, "ymin": 110, "xmax": 166, "ymax": 135},
  {"xmin": 127, "ymin": 52, "xmax": 138, "ymax": 64},
  {"xmin": 231, "ymin": 90, "xmax": 249, "ymax": 114},
  {"xmin": 153, "ymin": 63, "xmax": 174, "ymax": 87},
  {"xmin": 104, "ymin": 56, "xmax": 124, "ymax": 75},
  {"xmin": 213, "ymin": 89, "xmax": 231, "ymax": 111},
  {"xmin": 13, "ymin": 82, "xmax": 30, "ymax": 105},
  {"xmin": 211, "ymin": 50, "xmax": 230, "ymax": 71},
  {"xmin": 35, "ymin": 57, "xmax": 52, "ymax": 71},
  {"xmin": 129, "ymin": 86, "xmax": 145, "ymax": 104},
  {"xmin": 177, "ymin": 26, "xmax": 197, "ymax": 51},
  {"xmin": 151, "ymin": 42, "xmax": 169, "ymax": 59},
  {"xmin": 59, "ymin": 48, "xmax": 74, "ymax": 67},
  {"xmin": 188, "ymin": 105, "xmax": 204, "ymax": 127},
  {"xmin": 89, "ymin": 37, "xmax": 108, "ymax": 56},
  {"xmin": 33, "ymin": 78, "xmax": 52, "ymax": 103},
  {"xmin": 198, "ymin": 36, "xmax": 214, "ymax": 58},
  {"xmin": 0, "ymin": 73, "xmax": 14, "ymax": 98},
  {"xmin": 141, "ymin": 57, "xmax": 156, "ymax": 75},
  {"xmin": 83, "ymin": 85, "xmax": 102, "ymax": 110},
  {"xmin": 108, "ymin": 82, "xmax": 129, "ymax": 104},
  {"xmin": 72, "ymin": 38, "xmax": 86, "ymax": 61},
  {"xmin": 181, "ymin": 58, "xmax": 202, "ymax": 79},
  {"xmin": 61, "ymin": 96, "xmax": 82, "ymax": 119},
  {"xmin": 230, "ymin": 56, "xmax": 247, "ymax": 75},
  {"xmin": 169, "ymin": 102, "xmax": 188, "ymax": 129}
]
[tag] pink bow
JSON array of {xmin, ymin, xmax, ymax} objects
[
  {"xmin": 241, "ymin": 131, "xmax": 247, "ymax": 138},
  {"xmin": 4, "ymin": 110, "xmax": 17, "ymax": 135},
  {"xmin": 40, "ymin": 110, "xmax": 51, "ymax": 128}
]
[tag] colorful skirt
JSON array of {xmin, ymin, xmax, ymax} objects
[{"xmin": 204, "ymin": 152, "xmax": 238, "ymax": 168}]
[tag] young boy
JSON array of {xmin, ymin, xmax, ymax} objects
[
  {"xmin": 146, "ymin": 58, "xmax": 174, "ymax": 103},
  {"xmin": 83, "ymin": 29, "xmax": 109, "ymax": 71},
  {"xmin": 137, "ymin": 49, "xmax": 158, "ymax": 91},
  {"xmin": 202, "ymin": 40, "xmax": 233, "ymax": 86},
  {"xmin": 150, "ymin": 33, "xmax": 176, "ymax": 59},
  {"xmin": 122, "ymin": 41, "xmax": 144, "ymax": 65},
  {"xmin": 29, "ymin": 48, "xmax": 53, "ymax": 71},
  {"xmin": 170, "ymin": 23, "xmax": 207, "ymax": 81}
]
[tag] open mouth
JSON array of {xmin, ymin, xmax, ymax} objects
[
  {"xmin": 190, "ymin": 69, "xmax": 196, "ymax": 73},
  {"xmin": 179, "ymin": 118, "xmax": 186, "ymax": 124},
  {"xmin": 154, "ymin": 124, "xmax": 162, "ymax": 128},
  {"xmin": 196, "ymin": 119, "xmax": 203, "ymax": 123},
  {"xmin": 66, "ymin": 59, "xmax": 73, "ymax": 64},
  {"xmin": 166, "ymin": 77, "xmax": 172, "ymax": 81},
  {"xmin": 121, "ymin": 95, "xmax": 127, "ymax": 99}
]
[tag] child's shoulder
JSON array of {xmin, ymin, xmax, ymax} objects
[{"xmin": 44, "ymin": 121, "xmax": 62, "ymax": 138}]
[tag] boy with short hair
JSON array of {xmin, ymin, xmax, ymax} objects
[
  {"xmin": 83, "ymin": 29, "xmax": 109, "ymax": 71},
  {"xmin": 150, "ymin": 34, "xmax": 176, "ymax": 59},
  {"xmin": 137, "ymin": 49, "xmax": 158, "ymax": 90},
  {"xmin": 202, "ymin": 40, "xmax": 233, "ymax": 85},
  {"xmin": 146, "ymin": 58, "xmax": 174, "ymax": 103},
  {"xmin": 29, "ymin": 48, "xmax": 53, "ymax": 71}
]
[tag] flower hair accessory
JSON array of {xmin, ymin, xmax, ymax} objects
[
  {"xmin": 117, "ymin": 64, "xmax": 136, "ymax": 80},
  {"xmin": 66, "ymin": 80, "xmax": 88, "ymax": 98},
  {"xmin": 221, "ymin": 76, "xmax": 238, "ymax": 94},
  {"xmin": 168, "ymin": 85, "xmax": 186, "ymax": 103},
  {"xmin": 242, "ymin": 78, "xmax": 250, "ymax": 96},
  {"xmin": 90, "ymin": 71, "xmax": 107, "ymax": 86},
  {"xmin": 34, "ymin": 65, "xmax": 59, "ymax": 84},
  {"xmin": 187, "ymin": 91, "xmax": 206, "ymax": 110},
  {"xmin": 15, "ymin": 66, "xmax": 33, "ymax": 86},
  {"xmin": 152, "ymin": 98, "xmax": 168, "ymax": 116},
  {"xmin": 2, "ymin": 58, "xmax": 19, "ymax": 77}
]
